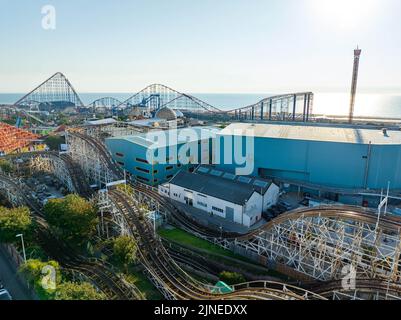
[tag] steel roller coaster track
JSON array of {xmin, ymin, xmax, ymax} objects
[{"xmin": 10, "ymin": 73, "xmax": 314, "ymax": 122}]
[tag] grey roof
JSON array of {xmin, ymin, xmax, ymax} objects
[
  {"xmin": 85, "ymin": 118, "xmax": 117, "ymax": 126},
  {"xmin": 221, "ymin": 123, "xmax": 401, "ymax": 145},
  {"xmin": 106, "ymin": 126, "xmax": 219, "ymax": 149},
  {"xmin": 169, "ymin": 170, "xmax": 271, "ymax": 205},
  {"xmin": 155, "ymin": 107, "xmax": 177, "ymax": 121}
]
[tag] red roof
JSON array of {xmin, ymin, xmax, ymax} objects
[{"xmin": 0, "ymin": 122, "xmax": 39, "ymax": 154}]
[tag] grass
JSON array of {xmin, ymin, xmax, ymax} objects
[
  {"xmin": 158, "ymin": 227, "xmax": 261, "ymax": 264},
  {"xmin": 125, "ymin": 271, "xmax": 163, "ymax": 300},
  {"xmin": 158, "ymin": 227, "xmax": 238, "ymax": 258},
  {"xmin": 158, "ymin": 227, "xmax": 293, "ymax": 281}
]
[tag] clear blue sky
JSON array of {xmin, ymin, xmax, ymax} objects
[{"xmin": 1, "ymin": 0, "xmax": 401, "ymax": 93}]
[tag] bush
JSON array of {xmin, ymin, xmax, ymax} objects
[
  {"xmin": 19, "ymin": 259, "xmax": 61, "ymax": 300},
  {"xmin": 44, "ymin": 194, "xmax": 98, "ymax": 247},
  {"xmin": 0, "ymin": 206, "xmax": 32, "ymax": 243},
  {"xmin": 44, "ymin": 135, "xmax": 65, "ymax": 151},
  {"xmin": 54, "ymin": 281, "xmax": 105, "ymax": 300},
  {"xmin": 112, "ymin": 235, "xmax": 138, "ymax": 271},
  {"xmin": 0, "ymin": 159, "xmax": 13, "ymax": 173},
  {"xmin": 218, "ymin": 271, "xmax": 246, "ymax": 285}
]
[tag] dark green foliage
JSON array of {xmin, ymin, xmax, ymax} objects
[
  {"xmin": 0, "ymin": 159, "xmax": 13, "ymax": 173},
  {"xmin": 44, "ymin": 135, "xmax": 65, "ymax": 151},
  {"xmin": 218, "ymin": 271, "xmax": 246, "ymax": 285},
  {"xmin": 112, "ymin": 235, "xmax": 138, "ymax": 271},
  {"xmin": 0, "ymin": 206, "xmax": 32, "ymax": 243},
  {"xmin": 19, "ymin": 259, "xmax": 61, "ymax": 300},
  {"xmin": 44, "ymin": 194, "xmax": 98, "ymax": 247},
  {"xmin": 54, "ymin": 281, "xmax": 105, "ymax": 300}
]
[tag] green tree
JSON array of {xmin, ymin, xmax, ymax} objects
[
  {"xmin": 0, "ymin": 206, "xmax": 32, "ymax": 243},
  {"xmin": 112, "ymin": 235, "xmax": 138, "ymax": 271},
  {"xmin": 44, "ymin": 135, "xmax": 65, "ymax": 151},
  {"xmin": 54, "ymin": 282, "xmax": 105, "ymax": 300},
  {"xmin": 19, "ymin": 259, "xmax": 61, "ymax": 299},
  {"xmin": 44, "ymin": 194, "xmax": 98, "ymax": 247},
  {"xmin": 218, "ymin": 271, "xmax": 246, "ymax": 285},
  {"xmin": 0, "ymin": 159, "xmax": 13, "ymax": 173}
]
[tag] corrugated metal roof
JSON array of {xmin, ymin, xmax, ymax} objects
[
  {"xmin": 107, "ymin": 126, "xmax": 219, "ymax": 149},
  {"xmin": 220, "ymin": 123, "xmax": 401, "ymax": 145},
  {"xmin": 85, "ymin": 118, "xmax": 117, "ymax": 126},
  {"xmin": 169, "ymin": 170, "xmax": 271, "ymax": 205}
]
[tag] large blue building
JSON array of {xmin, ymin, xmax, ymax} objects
[
  {"xmin": 216, "ymin": 123, "xmax": 401, "ymax": 192},
  {"xmin": 105, "ymin": 127, "xmax": 218, "ymax": 186}
]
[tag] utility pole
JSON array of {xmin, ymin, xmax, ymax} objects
[{"xmin": 349, "ymin": 47, "xmax": 362, "ymax": 123}]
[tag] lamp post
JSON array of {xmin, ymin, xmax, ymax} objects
[{"xmin": 16, "ymin": 234, "xmax": 26, "ymax": 263}]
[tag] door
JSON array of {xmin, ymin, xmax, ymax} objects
[
  {"xmin": 184, "ymin": 197, "xmax": 193, "ymax": 206},
  {"xmin": 226, "ymin": 207, "xmax": 234, "ymax": 222}
]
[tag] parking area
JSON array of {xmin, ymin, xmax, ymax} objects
[{"xmin": 24, "ymin": 174, "xmax": 66, "ymax": 205}]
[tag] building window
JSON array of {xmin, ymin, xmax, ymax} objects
[
  {"xmin": 153, "ymin": 170, "xmax": 158, "ymax": 174},
  {"xmin": 166, "ymin": 174, "xmax": 173, "ymax": 179},
  {"xmin": 116, "ymin": 152, "xmax": 124, "ymax": 157},
  {"xmin": 136, "ymin": 167, "xmax": 150, "ymax": 174},
  {"xmin": 197, "ymin": 201, "xmax": 207, "ymax": 208},
  {"xmin": 117, "ymin": 161, "xmax": 124, "ymax": 166},
  {"xmin": 135, "ymin": 157, "xmax": 149, "ymax": 164},
  {"xmin": 136, "ymin": 176, "xmax": 149, "ymax": 182},
  {"xmin": 212, "ymin": 206, "xmax": 224, "ymax": 214},
  {"xmin": 166, "ymin": 165, "xmax": 173, "ymax": 171}
]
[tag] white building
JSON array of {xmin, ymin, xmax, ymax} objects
[{"xmin": 158, "ymin": 167, "xmax": 279, "ymax": 227}]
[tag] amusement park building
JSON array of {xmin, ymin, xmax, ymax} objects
[
  {"xmin": 216, "ymin": 123, "xmax": 401, "ymax": 191},
  {"xmin": 105, "ymin": 127, "xmax": 218, "ymax": 186}
]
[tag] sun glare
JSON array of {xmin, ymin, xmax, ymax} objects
[{"xmin": 309, "ymin": 0, "xmax": 380, "ymax": 29}]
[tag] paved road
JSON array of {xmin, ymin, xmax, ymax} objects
[{"xmin": 0, "ymin": 246, "xmax": 35, "ymax": 300}]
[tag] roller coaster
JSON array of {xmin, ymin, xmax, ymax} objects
[
  {"xmin": 107, "ymin": 188, "xmax": 324, "ymax": 300},
  {"xmin": 0, "ymin": 172, "xmax": 143, "ymax": 300},
  {"xmin": 0, "ymin": 152, "xmax": 327, "ymax": 300},
  {"xmin": 58, "ymin": 130, "xmax": 401, "ymax": 299},
  {"xmin": 2, "ymin": 73, "xmax": 400, "ymax": 299},
  {"xmin": 9, "ymin": 73, "xmax": 314, "ymax": 122}
]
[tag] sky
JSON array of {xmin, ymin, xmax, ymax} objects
[{"xmin": 1, "ymin": 0, "xmax": 401, "ymax": 93}]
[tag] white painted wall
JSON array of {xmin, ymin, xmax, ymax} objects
[
  {"xmin": 263, "ymin": 183, "xmax": 280, "ymax": 211},
  {"xmin": 158, "ymin": 181, "xmax": 280, "ymax": 228}
]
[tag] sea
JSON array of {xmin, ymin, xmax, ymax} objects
[{"xmin": 2, "ymin": 92, "xmax": 401, "ymax": 119}]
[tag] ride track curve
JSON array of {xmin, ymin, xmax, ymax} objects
[
  {"xmin": 52, "ymin": 132, "xmax": 401, "ymax": 298},
  {"xmin": 0, "ymin": 172, "xmax": 143, "ymax": 300},
  {"xmin": 108, "ymin": 188, "xmax": 325, "ymax": 300}
]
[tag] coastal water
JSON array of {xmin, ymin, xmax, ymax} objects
[{"xmin": 2, "ymin": 92, "xmax": 401, "ymax": 119}]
